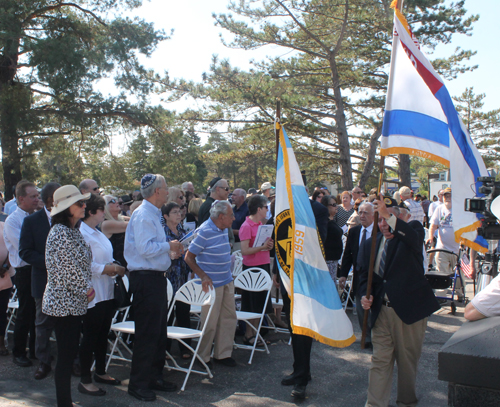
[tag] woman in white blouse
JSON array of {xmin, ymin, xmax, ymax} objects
[{"xmin": 78, "ymin": 194, "xmax": 125, "ymax": 396}]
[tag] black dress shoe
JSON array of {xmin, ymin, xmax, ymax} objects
[
  {"xmin": 291, "ymin": 384, "xmax": 307, "ymax": 399},
  {"xmin": 213, "ymin": 357, "xmax": 236, "ymax": 367},
  {"xmin": 34, "ymin": 363, "xmax": 52, "ymax": 380},
  {"xmin": 281, "ymin": 373, "xmax": 312, "ymax": 386},
  {"xmin": 363, "ymin": 342, "xmax": 373, "ymax": 350},
  {"xmin": 13, "ymin": 355, "xmax": 32, "ymax": 367},
  {"xmin": 77, "ymin": 382, "xmax": 106, "ymax": 396},
  {"xmin": 128, "ymin": 387, "xmax": 156, "ymax": 401},
  {"xmin": 94, "ymin": 374, "xmax": 121, "ymax": 386},
  {"xmin": 149, "ymin": 379, "xmax": 177, "ymax": 392},
  {"xmin": 28, "ymin": 353, "xmax": 37, "ymax": 360}
]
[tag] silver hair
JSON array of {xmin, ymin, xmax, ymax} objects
[
  {"xmin": 232, "ymin": 188, "xmax": 246, "ymax": 197},
  {"xmin": 359, "ymin": 202, "xmax": 374, "ymax": 213},
  {"xmin": 210, "ymin": 179, "xmax": 227, "ymax": 194},
  {"xmin": 181, "ymin": 181, "xmax": 192, "ymax": 192},
  {"xmin": 210, "ymin": 200, "xmax": 231, "ymax": 219},
  {"xmin": 141, "ymin": 174, "xmax": 166, "ymax": 199}
]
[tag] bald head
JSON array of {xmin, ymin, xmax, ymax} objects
[{"xmin": 79, "ymin": 179, "xmax": 99, "ymax": 195}]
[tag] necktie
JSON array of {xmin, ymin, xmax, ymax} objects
[
  {"xmin": 356, "ymin": 228, "xmax": 367, "ymax": 267},
  {"xmin": 378, "ymin": 241, "xmax": 388, "ymax": 277}
]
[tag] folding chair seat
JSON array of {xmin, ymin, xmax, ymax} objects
[
  {"xmin": 165, "ymin": 279, "xmax": 215, "ymax": 391},
  {"xmin": 233, "ymin": 267, "xmax": 272, "ymax": 364}
]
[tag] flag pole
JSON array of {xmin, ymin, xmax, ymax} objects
[
  {"xmin": 360, "ymin": 156, "xmax": 385, "ymax": 348},
  {"xmin": 275, "ymin": 99, "xmax": 281, "ymax": 304},
  {"xmin": 360, "ymin": 0, "xmax": 403, "ymax": 349}
]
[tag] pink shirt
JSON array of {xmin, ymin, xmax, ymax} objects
[{"xmin": 239, "ymin": 217, "xmax": 270, "ymax": 267}]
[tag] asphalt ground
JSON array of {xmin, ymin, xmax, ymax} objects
[{"xmin": 0, "ymin": 284, "xmax": 470, "ymax": 407}]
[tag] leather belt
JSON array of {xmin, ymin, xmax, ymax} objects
[
  {"xmin": 133, "ymin": 270, "xmax": 167, "ymax": 278},
  {"xmin": 382, "ymin": 299, "xmax": 392, "ymax": 308}
]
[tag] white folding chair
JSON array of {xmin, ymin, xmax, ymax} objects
[
  {"xmin": 106, "ymin": 277, "xmax": 174, "ymax": 370},
  {"xmin": 165, "ymin": 279, "xmax": 215, "ymax": 391},
  {"xmin": 232, "ymin": 254, "xmax": 243, "ymax": 278},
  {"xmin": 106, "ymin": 275, "xmax": 134, "ymax": 370},
  {"xmin": 340, "ymin": 269, "xmax": 354, "ymax": 312},
  {"xmin": 6, "ymin": 288, "xmax": 18, "ymax": 336},
  {"xmin": 233, "ymin": 268, "xmax": 272, "ymax": 364}
]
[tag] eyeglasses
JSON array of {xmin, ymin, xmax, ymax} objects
[
  {"xmin": 75, "ymin": 200, "xmax": 86, "ymax": 207},
  {"xmin": 108, "ymin": 199, "xmax": 117, "ymax": 204}
]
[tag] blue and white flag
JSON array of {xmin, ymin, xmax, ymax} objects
[
  {"xmin": 381, "ymin": 2, "xmax": 488, "ymax": 252},
  {"xmin": 275, "ymin": 124, "xmax": 355, "ymax": 347}
]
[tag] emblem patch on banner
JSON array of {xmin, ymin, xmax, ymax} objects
[{"xmin": 276, "ymin": 209, "xmax": 292, "ymax": 278}]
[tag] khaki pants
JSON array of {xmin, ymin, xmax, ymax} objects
[
  {"xmin": 198, "ymin": 282, "xmax": 237, "ymax": 363},
  {"xmin": 366, "ymin": 305, "xmax": 427, "ymax": 407}
]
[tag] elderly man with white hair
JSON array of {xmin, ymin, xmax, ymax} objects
[
  {"xmin": 185, "ymin": 200, "xmax": 237, "ymax": 368},
  {"xmin": 399, "ymin": 186, "xmax": 424, "ymax": 225},
  {"xmin": 124, "ymin": 174, "xmax": 183, "ymax": 402},
  {"xmin": 181, "ymin": 181, "xmax": 194, "ymax": 194}
]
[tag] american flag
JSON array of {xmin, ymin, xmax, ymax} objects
[{"xmin": 461, "ymin": 252, "xmax": 473, "ymax": 279}]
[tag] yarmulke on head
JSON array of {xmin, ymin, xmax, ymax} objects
[{"xmin": 141, "ymin": 174, "xmax": 157, "ymax": 190}]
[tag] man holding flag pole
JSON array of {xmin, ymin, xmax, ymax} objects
[{"xmin": 359, "ymin": 0, "xmax": 489, "ymax": 405}]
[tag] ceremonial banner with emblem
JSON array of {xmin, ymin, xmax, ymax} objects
[
  {"xmin": 275, "ymin": 124, "xmax": 355, "ymax": 347},
  {"xmin": 382, "ymin": 2, "xmax": 488, "ymax": 252}
]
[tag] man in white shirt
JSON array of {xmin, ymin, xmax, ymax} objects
[
  {"xmin": 124, "ymin": 174, "xmax": 183, "ymax": 402},
  {"xmin": 426, "ymin": 188, "xmax": 463, "ymax": 296},
  {"xmin": 399, "ymin": 186, "xmax": 425, "ymax": 225},
  {"xmin": 428, "ymin": 189, "xmax": 444, "ymax": 221},
  {"xmin": 4, "ymin": 180, "xmax": 40, "ymax": 367},
  {"xmin": 4, "ymin": 186, "xmax": 17, "ymax": 215}
]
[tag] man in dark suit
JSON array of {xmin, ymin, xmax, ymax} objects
[
  {"xmin": 19, "ymin": 182, "xmax": 60, "ymax": 380},
  {"xmin": 338, "ymin": 202, "xmax": 374, "ymax": 347},
  {"xmin": 359, "ymin": 196, "xmax": 440, "ymax": 407}
]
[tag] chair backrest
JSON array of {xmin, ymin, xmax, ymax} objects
[
  {"xmin": 167, "ymin": 278, "xmax": 173, "ymax": 303},
  {"xmin": 234, "ymin": 268, "xmax": 272, "ymax": 292},
  {"xmin": 233, "ymin": 250, "xmax": 242, "ymax": 259},
  {"xmin": 232, "ymin": 255, "xmax": 243, "ymax": 277},
  {"xmin": 174, "ymin": 279, "xmax": 215, "ymax": 307}
]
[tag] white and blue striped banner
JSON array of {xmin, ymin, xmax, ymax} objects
[
  {"xmin": 275, "ymin": 124, "xmax": 355, "ymax": 347},
  {"xmin": 382, "ymin": 3, "xmax": 488, "ymax": 252}
]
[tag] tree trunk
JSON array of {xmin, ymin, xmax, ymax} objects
[
  {"xmin": 398, "ymin": 154, "xmax": 412, "ymax": 188},
  {"xmin": 0, "ymin": 83, "xmax": 22, "ymax": 200},
  {"xmin": 358, "ymin": 127, "xmax": 382, "ymax": 190},
  {"xmin": 329, "ymin": 55, "xmax": 353, "ymax": 191}
]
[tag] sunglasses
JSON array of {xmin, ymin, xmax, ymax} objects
[
  {"xmin": 218, "ymin": 186, "xmax": 230, "ymax": 191},
  {"xmin": 328, "ymin": 204, "xmax": 337, "ymax": 207},
  {"xmin": 92, "ymin": 187, "xmax": 99, "ymax": 192},
  {"xmin": 180, "ymin": 204, "xmax": 187, "ymax": 209},
  {"xmin": 75, "ymin": 200, "xmax": 86, "ymax": 208},
  {"xmin": 108, "ymin": 199, "xmax": 117, "ymax": 204}
]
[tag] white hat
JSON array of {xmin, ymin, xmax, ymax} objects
[
  {"xmin": 260, "ymin": 182, "xmax": 275, "ymax": 191},
  {"xmin": 51, "ymin": 185, "xmax": 91, "ymax": 216}
]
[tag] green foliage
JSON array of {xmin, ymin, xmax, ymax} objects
[
  {"xmin": 0, "ymin": 0, "xmax": 169, "ymax": 198},
  {"xmin": 159, "ymin": 0, "xmax": 478, "ymax": 191},
  {"xmin": 453, "ymin": 87, "xmax": 500, "ymax": 168}
]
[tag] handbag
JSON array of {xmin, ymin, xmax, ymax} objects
[{"xmin": 113, "ymin": 275, "xmax": 131, "ymax": 308}]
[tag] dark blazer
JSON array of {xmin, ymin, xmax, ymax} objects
[
  {"xmin": 338, "ymin": 224, "xmax": 365, "ymax": 282},
  {"xmin": 358, "ymin": 218, "xmax": 440, "ymax": 326},
  {"xmin": 310, "ymin": 200, "xmax": 329, "ymax": 245},
  {"xmin": 19, "ymin": 209, "xmax": 51, "ymax": 298}
]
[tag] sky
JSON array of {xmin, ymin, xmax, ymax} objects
[{"xmin": 112, "ymin": 0, "xmax": 499, "ymax": 151}]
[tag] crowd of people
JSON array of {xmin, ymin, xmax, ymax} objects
[{"xmin": 0, "ymin": 175, "xmax": 479, "ymax": 406}]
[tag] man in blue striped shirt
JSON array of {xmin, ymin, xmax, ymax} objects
[{"xmin": 185, "ymin": 200, "xmax": 237, "ymax": 367}]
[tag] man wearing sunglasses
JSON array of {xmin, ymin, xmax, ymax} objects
[
  {"xmin": 79, "ymin": 179, "xmax": 100, "ymax": 196},
  {"xmin": 198, "ymin": 178, "xmax": 231, "ymax": 225}
]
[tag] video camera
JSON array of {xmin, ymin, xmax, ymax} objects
[{"xmin": 464, "ymin": 176, "xmax": 500, "ymax": 240}]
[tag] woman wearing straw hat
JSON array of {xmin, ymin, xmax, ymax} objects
[{"xmin": 42, "ymin": 185, "xmax": 93, "ymax": 407}]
